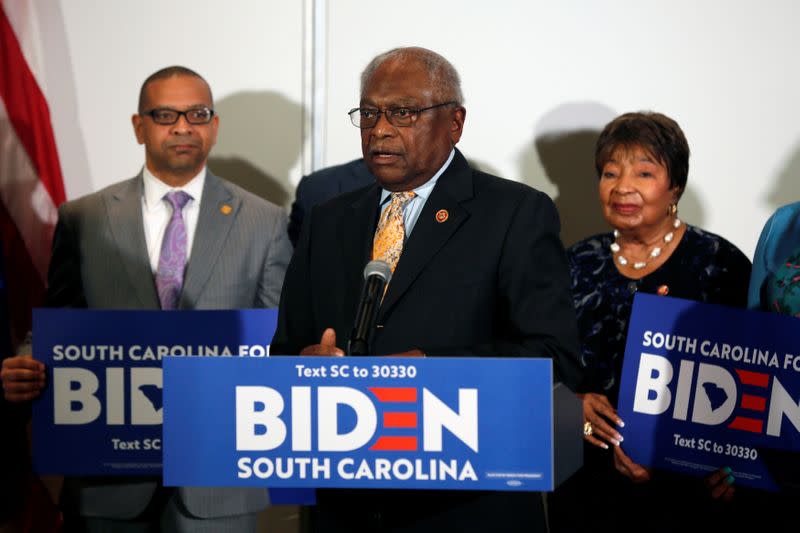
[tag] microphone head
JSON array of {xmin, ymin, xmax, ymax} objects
[{"xmin": 363, "ymin": 260, "xmax": 392, "ymax": 283}]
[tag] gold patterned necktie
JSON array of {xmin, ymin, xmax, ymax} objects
[{"xmin": 372, "ymin": 191, "xmax": 416, "ymax": 273}]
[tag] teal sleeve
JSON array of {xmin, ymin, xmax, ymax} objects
[{"xmin": 748, "ymin": 212, "xmax": 776, "ymax": 310}]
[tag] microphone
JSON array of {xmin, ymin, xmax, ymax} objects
[{"xmin": 347, "ymin": 260, "xmax": 392, "ymax": 356}]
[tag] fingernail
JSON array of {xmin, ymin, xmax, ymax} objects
[
  {"xmin": 611, "ymin": 439, "xmax": 620, "ymax": 446},
  {"xmin": 725, "ymin": 475, "xmax": 735, "ymax": 485},
  {"xmin": 602, "ymin": 443, "xmax": 609, "ymax": 450},
  {"xmin": 617, "ymin": 420, "xmax": 625, "ymax": 428},
  {"xmin": 723, "ymin": 466, "xmax": 732, "ymax": 474},
  {"xmin": 617, "ymin": 435, "xmax": 624, "ymax": 443}
]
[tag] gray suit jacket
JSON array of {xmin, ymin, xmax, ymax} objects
[{"xmin": 45, "ymin": 171, "xmax": 292, "ymax": 519}]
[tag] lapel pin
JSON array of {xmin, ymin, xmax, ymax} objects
[
  {"xmin": 657, "ymin": 285, "xmax": 669, "ymax": 296},
  {"xmin": 220, "ymin": 204, "xmax": 233, "ymax": 215},
  {"xmin": 435, "ymin": 209, "xmax": 449, "ymax": 223}
]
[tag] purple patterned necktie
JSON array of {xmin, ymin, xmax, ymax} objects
[{"xmin": 156, "ymin": 190, "xmax": 192, "ymax": 309}]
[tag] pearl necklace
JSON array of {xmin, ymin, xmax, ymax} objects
[{"xmin": 611, "ymin": 218, "xmax": 682, "ymax": 270}]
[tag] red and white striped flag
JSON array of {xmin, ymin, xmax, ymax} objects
[{"xmin": 0, "ymin": 0, "xmax": 66, "ymax": 350}]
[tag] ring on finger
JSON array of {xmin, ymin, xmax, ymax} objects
[{"xmin": 583, "ymin": 421, "xmax": 593, "ymax": 437}]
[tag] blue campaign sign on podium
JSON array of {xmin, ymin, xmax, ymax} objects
[
  {"xmin": 617, "ymin": 294, "xmax": 800, "ymax": 491},
  {"xmin": 163, "ymin": 356, "xmax": 559, "ymax": 492}
]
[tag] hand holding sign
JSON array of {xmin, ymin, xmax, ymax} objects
[
  {"xmin": 613, "ymin": 445, "xmax": 651, "ymax": 483},
  {"xmin": 705, "ymin": 467, "xmax": 735, "ymax": 502},
  {"xmin": 1, "ymin": 354, "xmax": 45, "ymax": 402},
  {"xmin": 581, "ymin": 392, "xmax": 624, "ymax": 449}
]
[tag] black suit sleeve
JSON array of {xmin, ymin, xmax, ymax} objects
[
  {"xmin": 287, "ymin": 176, "xmax": 310, "ymax": 248},
  {"xmin": 273, "ymin": 203, "xmax": 316, "ymax": 355},
  {"xmin": 425, "ymin": 190, "xmax": 583, "ymax": 390},
  {"xmin": 503, "ymin": 192, "xmax": 583, "ymax": 389}
]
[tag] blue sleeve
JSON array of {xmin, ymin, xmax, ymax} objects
[{"xmin": 748, "ymin": 212, "xmax": 776, "ymax": 310}]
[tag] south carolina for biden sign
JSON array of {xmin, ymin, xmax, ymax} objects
[
  {"xmin": 32, "ymin": 309, "xmax": 276, "ymax": 476},
  {"xmin": 618, "ymin": 294, "xmax": 800, "ymax": 491},
  {"xmin": 163, "ymin": 356, "xmax": 554, "ymax": 491}
]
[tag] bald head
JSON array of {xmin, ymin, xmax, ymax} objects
[{"xmin": 360, "ymin": 47, "xmax": 463, "ymax": 105}]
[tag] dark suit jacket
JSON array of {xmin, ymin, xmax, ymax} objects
[
  {"xmin": 273, "ymin": 150, "xmax": 581, "ymax": 532},
  {"xmin": 287, "ymin": 159, "xmax": 375, "ymax": 246},
  {"xmin": 44, "ymin": 171, "xmax": 292, "ymax": 521}
]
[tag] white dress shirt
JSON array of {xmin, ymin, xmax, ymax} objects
[{"xmin": 141, "ymin": 166, "xmax": 205, "ymax": 273}]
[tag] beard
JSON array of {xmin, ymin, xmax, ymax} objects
[{"xmin": 148, "ymin": 142, "xmax": 207, "ymax": 177}]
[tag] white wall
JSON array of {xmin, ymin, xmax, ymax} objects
[
  {"xmin": 49, "ymin": 0, "xmax": 305, "ymax": 206},
  {"xmin": 325, "ymin": 0, "xmax": 800, "ymax": 253},
  {"xmin": 45, "ymin": 0, "xmax": 800, "ymax": 256}
]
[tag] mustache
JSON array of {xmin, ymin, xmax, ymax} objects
[
  {"xmin": 368, "ymin": 146, "xmax": 402, "ymax": 156},
  {"xmin": 165, "ymin": 138, "xmax": 201, "ymax": 149}
]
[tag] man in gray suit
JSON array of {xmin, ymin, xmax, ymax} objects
[{"xmin": 0, "ymin": 66, "xmax": 292, "ymax": 531}]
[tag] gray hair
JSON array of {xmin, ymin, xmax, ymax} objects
[{"xmin": 360, "ymin": 47, "xmax": 464, "ymax": 104}]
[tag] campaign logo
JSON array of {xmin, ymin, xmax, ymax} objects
[
  {"xmin": 236, "ymin": 385, "xmax": 478, "ymax": 452},
  {"xmin": 235, "ymin": 385, "xmax": 479, "ymax": 482},
  {"xmin": 632, "ymin": 349, "xmax": 800, "ymax": 438},
  {"xmin": 53, "ymin": 367, "xmax": 162, "ymax": 425}
]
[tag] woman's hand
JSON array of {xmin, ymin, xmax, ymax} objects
[
  {"xmin": 613, "ymin": 445, "xmax": 652, "ymax": 483},
  {"xmin": 581, "ymin": 392, "xmax": 624, "ymax": 449},
  {"xmin": 705, "ymin": 467, "xmax": 735, "ymax": 502}
]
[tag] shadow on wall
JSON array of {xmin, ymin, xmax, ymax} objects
[
  {"xmin": 520, "ymin": 102, "xmax": 708, "ymax": 246},
  {"xmin": 766, "ymin": 139, "xmax": 800, "ymax": 209},
  {"xmin": 209, "ymin": 91, "xmax": 305, "ymax": 208},
  {"xmin": 519, "ymin": 102, "xmax": 617, "ymax": 247},
  {"xmin": 676, "ymin": 185, "xmax": 705, "ymax": 229},
  {"xmin": 208, "ymin": 156, "xmax": 290, "ymax": 207}
]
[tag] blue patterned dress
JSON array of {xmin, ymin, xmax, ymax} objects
[
  {"xmin": 568, "ymin": 225, "xmax": 751, "ymax": 406},
  {"xmin": 550, "ymin": 226, "xmax": 753, "ymax": 533},
  {"xmin": 764, "ymin": 247, "xmax": 800, "ymax": 315}
]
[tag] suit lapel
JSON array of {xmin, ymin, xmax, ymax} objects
[
  {"xmin": 179, "ymin": 172, "xmax": 239, "ymax": 308},
  {"xmin": 104, "ymin": 175, "xmax": 160, "ymax": 308},
  {"xmin": 379, "ymin": 151, "xmax": 474, "ymax": 318},
  {"xmin": 340, "ymin": 184, "xmax": 381, "ymax": 297}
]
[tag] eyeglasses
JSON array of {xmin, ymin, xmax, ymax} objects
[
  {"xmin": 348, "ymin": 101, "xmax": 457, "ymax": 129},
  {"xmin": 141, "ymin": 107, "xmax": 215, "ymax": 125}
]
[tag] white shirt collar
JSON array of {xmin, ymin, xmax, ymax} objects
[
  {"xmin": 380, "ymin": 149, "xmax": 455, "ymax": 204},
  {"xmin": 142, "ymin": 166, "xmax": 206, "ymax": 211}
]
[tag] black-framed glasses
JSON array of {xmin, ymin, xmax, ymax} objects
[
  {"xmin": 141, "ymin": 107, "xmax": 215, "ymax": 125},
  {"xmin": 348, "ymin": 101, "xmax": 456, "ymax": 129}
]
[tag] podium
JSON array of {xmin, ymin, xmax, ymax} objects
[
  {"xmin": 163, "ymin": 356, "xmax": 583, "ymax": 492},
  {"xmin": 552, "ymin": 382, "xmax": 583, "ymax": 488},
  {"xmin": 30, "ymin": 309, "xmax": 582, "ymax": 488}
]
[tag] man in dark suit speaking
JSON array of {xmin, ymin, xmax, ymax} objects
[
  {"xmin": 272, "ymin": 47, "xmax": 581, "ymax": 532},
  {"xmin": 1, "ymin": 66, "xmax": 291, "ymax": 531}
]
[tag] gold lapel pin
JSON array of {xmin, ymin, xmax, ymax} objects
[
  {"xmin": 220, "ymin": 204, "xmax": 233, "ymax": 215},
  {"xmin": 435, "ymin": 209, "xmax": 449, "ymax": 223},
  {"xmin": 657, "ymin": 285, "xmax": 669, "ymax": 296}
]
